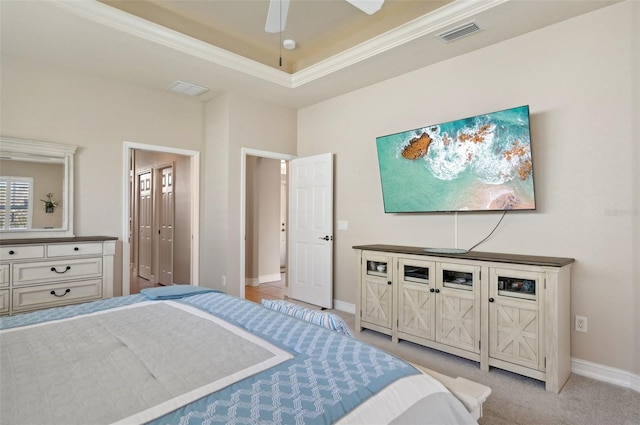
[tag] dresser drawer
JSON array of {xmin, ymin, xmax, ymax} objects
[
  {"xmin": 0, "ymin": 289, "xmax": 9, "ymax": 314},
  {"xmin": 0, "ymin": 245, "xmax": 45, "ymax": 261},
  {"xmin": 13, "ymin": 258, "xmax": 103, "ymax": 286},
  {"xmin": 0, "ymin": 264, "xmax": 9, "ymax": 288},
  {"xmin": 47, "ymin": 242, "xmax": 104, "ymax": 258},
  {"xmin": 12, "ymin": 279, "xmax": 102, "ymax": 312}
]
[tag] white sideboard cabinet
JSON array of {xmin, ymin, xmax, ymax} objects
[
  {"xmin": 0, "ymin": 236, "xmax": 117, "ymax": 315},
  {"xmin": 354, "ymin": 244, "xmax": 574, "ymax": 393}
]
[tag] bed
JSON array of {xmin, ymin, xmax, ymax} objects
[{"xmin": 1, "ymin": 287, "xmax": 482, "ymax": 425}]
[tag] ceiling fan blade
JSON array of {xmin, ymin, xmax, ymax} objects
[
  {"xmin": 265, "ymin": 0, "xmax": 290, "ymax": 33},
  {"xmin": 345, "ymin": 0, "xmax": 384, "ymax": 15}
]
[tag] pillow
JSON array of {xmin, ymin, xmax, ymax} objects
[
  {"xmin": 261, "ymin": 299, "xmax": 353, "ymax": 337},
  {"xmin": 140, "ymin": 285, "xmax": 219, "ymax": 300}
]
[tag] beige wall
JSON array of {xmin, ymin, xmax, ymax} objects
[
  {"xmin": 298, "ymin": 2, "xmax": 639, "ymax": 375},
  {"xmin": 0, "ymin": 55, "xmax": 204, "ymax": 293},
  {"xmin": 201, "ymin": 94, "xmax": 230, "ymax": 291},
  {"xmin": 201, "ymin": 92, "xmax": 297, "ymax": 296}
]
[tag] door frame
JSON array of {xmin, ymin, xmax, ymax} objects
[
  {"xmin": 240, "ymin": 148, "xmax": 296, "ymax": 299},
  {"xmin": 122, "ymin": 142, "xmax": 200, "ymax": 295}
]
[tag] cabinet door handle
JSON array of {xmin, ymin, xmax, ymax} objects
[
  {"xmin": 387, "ymin": 281, "xmax": 392, "ymax": 285},
  {"xmin": 50, "ymin": 288, "xmax": 71, "ymax": 297},
  {"xmin": 429, "ymin": 288, "xmax": 435, "ymax": 293},
  {"xmin": 434, "ymin": 288, "xmax": 440, "ymax": 293},
  {"xmin": 51, "ymin": 266, "xmax": 71, "ymax": 273},
  {"xmin": 489, "ymin": 297, "xmax": 495, "ymax": 303}
]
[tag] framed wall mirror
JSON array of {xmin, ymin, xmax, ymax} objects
[{"xmin": 0, "ymin": 137, "xmax": 77, "ymax": 239}]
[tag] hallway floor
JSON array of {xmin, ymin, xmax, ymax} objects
[
  {"xmin": 130, "ymin": 273, "xmax": 163, "ymax": 294},
  {"xmin": 130, "ymin": 270, "xmax": 286, "ymax": 303},
  {"xmin": 244, "ymin": 276, "xmax": 286, "ymax": 304}
]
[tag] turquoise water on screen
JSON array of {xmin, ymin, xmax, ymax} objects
[{"xmin": 376, "ymin": 105, "xmax": 536, "ymax": 212}]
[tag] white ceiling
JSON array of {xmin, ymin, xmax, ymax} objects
[{"xmin": 0, "ymin": 0, "xmax": 621, "ymax": 109}]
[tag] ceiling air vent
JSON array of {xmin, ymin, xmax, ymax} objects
[
  {"xmin": 168, "ymin": 80, "xmax": 209, "ymax": 96},
  {"xmin": 437, "ymin": 22, "xmax": 481, "ymax": 43}
]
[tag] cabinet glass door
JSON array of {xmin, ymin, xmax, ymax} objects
[
  {"xmin": 365, "ymin": 259, "xmax": 389, "ymax": 278},
  {"xmin": 442, "ymin": 269, "xmax": 474, "ymax": 291},
  {"xmin": 403, "ymin": 263, "xmax": 430, "ymax": 284},
  {"xmin": 497, "ymin": 276, "xmax": 537, "ymax": 301}
]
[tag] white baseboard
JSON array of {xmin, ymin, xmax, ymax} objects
[
  {"xmin": 245, "ymin": 277, "xmax": 259, "ymax": 287},
  {"xmin": 571, "ymin": 357, "xmax": 640, "ymax": 392},
  {"xmin": 333, "ymin": 299, "xmax": 356, "ymax": 314},
  {"xmin": 245, "ymin": 273, "xmax": 283, "ymax": 287},
  {"xmin": 259, "ymin": 273, "xmax": 282, "ymax": 284}
]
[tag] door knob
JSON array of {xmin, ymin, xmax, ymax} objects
[{"xmin": 318, "ymin": 235, "xmax": 333, "ymax": 241}]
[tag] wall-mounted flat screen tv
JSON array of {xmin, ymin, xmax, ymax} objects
[{"xmin": 376, "ymin": 105, "xmax": 536, "ymax": 213}]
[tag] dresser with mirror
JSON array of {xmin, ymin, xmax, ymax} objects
[{"xmin": 0, "ymin": 137, "xmax": 116, "ymax": 315}]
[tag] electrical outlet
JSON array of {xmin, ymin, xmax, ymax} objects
[{"xmin": 575, "ymin": 315, "xmax": 587, "ymax": 333}]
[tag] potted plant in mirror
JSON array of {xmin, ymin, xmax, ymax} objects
[{"xmin": 41, "ymin": 193, "xmax": 58, "ymax": 213}]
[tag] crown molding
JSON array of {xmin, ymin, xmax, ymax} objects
[
  {"xmin": 292, "ymin": 0, "xmax": 508, "ymax": 87},
  {"xmin": 47, "ymin": 0, "xmax": 293, "ymax": 88},
  {"xmin": 47, "ymin": 0, "xmax": 508, "ymax": 90}
]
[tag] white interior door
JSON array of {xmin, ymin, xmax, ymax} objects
[
  {"xmin": 158, "ymin": 165, "xmax": 174, "ymax": 285},
  {"xmin": 137, "ymin": 170, "xmax": 152, "ymax": 281},
  {"xmin": 288, "ymin": 153, "xmax": 333, "ymax": 308}
]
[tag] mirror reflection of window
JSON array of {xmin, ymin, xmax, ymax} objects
[
  {"xmin": 0, "ymin": 176, "xmax": 33, "ymax": 230},
  {"xmin": 0, "ymin": 137, "xmax": 76, "ymax": 237},
  {"xmin": 0, "ymin": 159, "xmax": 64, "ymax": 230}
]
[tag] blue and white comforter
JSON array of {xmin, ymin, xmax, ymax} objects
[{"xmin": 0, "ymin": 291, "xmax": 476, "ymax": 425}]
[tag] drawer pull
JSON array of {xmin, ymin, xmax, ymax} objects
[
  {"xmin": 51, "ymin": 266, "xmax": 71, "ymax": 274},
  {"xmin": 74, "ymin": 247, "xmax": 79, "ymax": 251},
  {"xmin": 50, "ymin": 288, "xmax": 71, "ymax": 297},
  {"xmin": 8, "ymin": 250, "xmax": 15, "ymax": 255}
]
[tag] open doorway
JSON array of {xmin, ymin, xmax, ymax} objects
[
  {"xmin": 240, "ymin": 150, "xmax": 334, "ymax": 308},
  {"xmin": 243, "ymin": 156, "xmax": 288, "ymax": 303},
  {"xmin": 240, "ymin": 148, "xmax": 295, "ymax": 301},
  {"xmin": 122, "ymin": 142, "xmax": 200, "ymax": 296}
]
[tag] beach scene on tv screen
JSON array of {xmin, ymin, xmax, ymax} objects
[{"xmin": 376, "ymin": 105, "xmax": 536, "ymax": 212}]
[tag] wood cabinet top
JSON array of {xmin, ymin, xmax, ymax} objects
[
  {"xmin": 353, "ymin": 244, "xmax": 574, "ymax": 267},
  {"xmin": 0, "ymin": 236, "xmax": 118, "ymax": 245}
]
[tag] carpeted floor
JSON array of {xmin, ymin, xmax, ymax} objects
[{"xmin": 328, "ymin": 309, "xmax": 640, "ymax": 425}]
